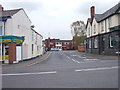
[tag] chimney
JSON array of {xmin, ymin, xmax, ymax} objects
[
  {"xmin": 90, "ymin": 6, "xmax": 95, "ymax": 19},
  {"xmin": 0, "ymin": 5, "xmax": 4, "ymax": 11}
]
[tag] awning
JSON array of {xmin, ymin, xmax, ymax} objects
[{"xmin": 0, "ymin": 35, "xmax": 25, "ymax": 44}]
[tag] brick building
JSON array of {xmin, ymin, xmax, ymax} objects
[{"xmin": 43, "ymin": 38, "xmax": 73, "ymax": 51}]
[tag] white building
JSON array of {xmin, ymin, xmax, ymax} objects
[
  {"xmin": 86, "ymin": 3, "xmax": 120, "ymax": 55},
  {"xmin": 0, "ymin": 6, "xmax": 43, "ymax": 64}
]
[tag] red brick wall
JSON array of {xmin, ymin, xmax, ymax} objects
[
  {"xmin": 8, "ymin": 43, "xmax": 16, "ymax": 64},
  {"xmin": 78, "ymin": 45, "xmax": 86, "ymax": 52}
]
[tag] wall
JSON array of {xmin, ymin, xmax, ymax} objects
[{"xmin": 4, "ymin": 9, "xmax": 43, "ymax": 61}]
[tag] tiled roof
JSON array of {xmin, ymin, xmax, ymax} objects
[
  {"xmin": 94, "ymin": 3, "xmax": 120, "ymax": 22},
  {"xmin": 1, "ymin": 8, "xmax": 22, "ymax": 17}
]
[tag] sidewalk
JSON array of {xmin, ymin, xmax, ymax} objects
[
  {"xmin": 2, "ymin": 51, "xmax": 50, "ymax": 68},
  {"xmin": 75, "ymin": 51, "xmax": 119, "ymax": 60}
]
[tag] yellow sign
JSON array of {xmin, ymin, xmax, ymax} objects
[
  {"xmin": 0, "ymin": 39, "xmax": 11, "ymax": 43},
  {"xmin": 13, "ymin": 39, "xmax": 23, "ymax": 43},
  {"xmin": 0, "ymin": 55, "xmax": 9, "ymax": 60}
]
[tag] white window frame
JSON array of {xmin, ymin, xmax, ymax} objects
[
  {"xmin": 110, "ymin": 36, "xmax": 113, "ymax": 47},
  {"xmin": 101, "ymin": 22, "xmax": 104, "ymax": 32},
  {"xmin": 88, "ymin": 27, "xmax": 90, "ymax": 36},
  {"xmin": 94, "ymin": 24, "xmax": 96, "ymax": 34},
  {"xmin": 89, "ymin": 39, "xmax": 91, "ymax": 49},
  {"xmin": 108, "ymin": 17, "xmax": 112, "ymax": 28},
  {"xmin": 94, "ymin": 37, "xmax": 98, "ymax": 48},
  {"xmin": 0, "ymin": 26, "xmax": 3, "ymax": 35}
]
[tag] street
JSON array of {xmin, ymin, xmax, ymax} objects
[{"xmin": 2, "ymin": 51, "xmax": 119, "ymax": 88}]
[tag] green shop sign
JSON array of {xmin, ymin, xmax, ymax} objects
[{"xmin": 0, "ymin": 36, "xmax": 25, "ymax": 43}]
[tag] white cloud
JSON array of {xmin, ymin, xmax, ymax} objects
[{"xmin": 1, "ymin": 0, "xmax": 120, "ymax": 40}]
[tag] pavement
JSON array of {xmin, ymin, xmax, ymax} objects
[
  {"xmin": 1, "ymin": 50, "xmax": 119, "ymax": 88},
  {"xmin": 76, "ymin": 50, "xmax": 119, "ymax": 60}
]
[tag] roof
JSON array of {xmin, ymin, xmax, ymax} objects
[
  {"xmin": 1, "ymin": 8, "xmax": 31, "ymax": 23},
  {"xmin": 56, "ymin": 40, "xmax": 72, "ymax": 42},
  {"xmin": 86, "ymin": 18, "xmax": 92, "ymax": 28},
  {"xmin": 1, "ymin": 8, "xmax": 22, "ymax": 17},
  {"xmin": 31, "ymin": 28, "xmax": 43, "ymax": 38},
  {"xmin": 94, "ymin": 3, "xmax": 120, "ymax": 22}
]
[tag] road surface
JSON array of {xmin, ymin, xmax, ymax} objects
[{"xmin": 2, "ymin": 51, "xmax": 119, "ymax": 88}]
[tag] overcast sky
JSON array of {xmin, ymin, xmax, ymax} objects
[{"xmin": 1, "ymin": 0, "xmax": 120, "ymax": 40}]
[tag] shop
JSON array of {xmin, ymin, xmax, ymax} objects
[{"xmin": 0, "ymin": 35, "xmax": 24, "ymax": 64}]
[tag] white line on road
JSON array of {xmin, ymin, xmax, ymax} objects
[
  {"xmin": 75, "ymin": 66, "xmax": 119, "ymax": 72},
  {"xmin": 66, "ymin": 56, "xmax": 70, "ymax": 59},
  {"xmin": 1, "ymin": 71, "xmax": 57, "ymax": 76},
  {"xmin": 72, "ymin": 59, "xmax": 80, "ymax": 63}
]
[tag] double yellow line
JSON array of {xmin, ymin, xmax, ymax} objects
[{"xmin": 26, "ymin": 52, "xmax": 52, "ymax": 67}]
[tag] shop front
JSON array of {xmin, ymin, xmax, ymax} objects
[{"xmin": 0, "ymin": 36, "xmax": 24, "ymax": 64}]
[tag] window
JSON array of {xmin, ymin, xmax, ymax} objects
[
  {"xmin": 89, "ymin": 39, "xmax": 91, "ymax": 48},
  {"xmin": 32, "ymin": 31, "xmax": 34, "ymax": 41},
  {"xmin": 110, "ymin": 36, "xmax": 113, "ymax": 47},
  {"xmin": 0, "ymin": 26, "xmax": 3, "ymax": 35},
  {"xmin": 35, "ymin": 33, "xmax": 37, "ymax": 44},
  {"xmin": 94, "ymin": 24, "xmax": 96, "ymax": 34},
  {"xmin": 37, "ymin": 46, "xmax": 39, "ymax": 53},
  {"xmin": 108, "ymin": 17, "xmax": 112, "ymax": 28},
  {"xmin": 88, "ymin": 27, "xmax": 90, "ymax": 36},
  {"xmin": 94, "ymin": 37, "xmax": 98, "ymax": 48},
  {"xmin": 101, "ymin": 22, "xmax": 104, "ymax": 32},
  {"xmin": 32, "ymin": 44, "xmax": 34, "ymax": 55}
]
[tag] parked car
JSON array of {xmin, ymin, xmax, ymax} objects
[{"xmin": 51, "ymin": 48, "xmax": 59, "ymax": 51}]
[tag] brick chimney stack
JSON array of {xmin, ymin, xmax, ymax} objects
[
  {"xmin": 0, "ymin": 5, "xmax": 4, "ymax": 11},
  {"xmin": 90, "ymin": 6, "xmax": 95, "ymax": 19}
]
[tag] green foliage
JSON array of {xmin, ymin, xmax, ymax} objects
[{"xmin": 73, "ymin": 36, "xmax": 86, "ymax": 49}]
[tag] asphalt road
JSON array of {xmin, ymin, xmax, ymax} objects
[{"xmin": 2, "ymin": 51, "xmax": 119, "ymax": 88}]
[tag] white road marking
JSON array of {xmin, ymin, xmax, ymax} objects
[
  {"xmin": 78, "ymin": 56, "xmax": 87, "ymax": 59},
  {"xmin": 66, "ymin": 56, "xmax": 70, "ymax": 59},
  {"xmin": 84, "ymin": 59, "xmax": 99, "ymax": 61},
  {"xmin": 75, "ymin": 66, "xmax": 119, "ymax": 72},
  {"xmin": 1, "ymin": 71, "xmax": 57, "ymax": 76},
  {"xmin": 72, "ymin": 59, "xmax": 80, "ymax": 63},
  {"xmin": 71, "ymin": 55, "xmax": 77, "ymax": 57}
]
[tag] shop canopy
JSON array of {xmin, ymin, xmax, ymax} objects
[{"xmin": 0, "ymin": 35, "xmax": 25, "ymax": 44}]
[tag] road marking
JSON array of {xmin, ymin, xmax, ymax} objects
[
  {"xmin": 66, "ymin": 56, "xmax": 70, "ymax": 59},
  {"xmin": 27, "ymin": 52, "xmax": 52, "ymax": 67},
  {"xmin": 1, "ymin": 71, "xmax": 57, "ymax": 76},
  {"xmin": 75, "ymin": 66, "xmax": 119, "ymax": 72},
  {"xmin": 72, "ymin": 59, "xmax": 80, "ymax": 63},
  {"xmin": 84, "ymin": 59, "xmax": 99, "ymax": 61}
]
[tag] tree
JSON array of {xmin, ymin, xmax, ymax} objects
[{"xmin": 71, "ymin": 21, "xmax": 86, "ymax": 49}]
